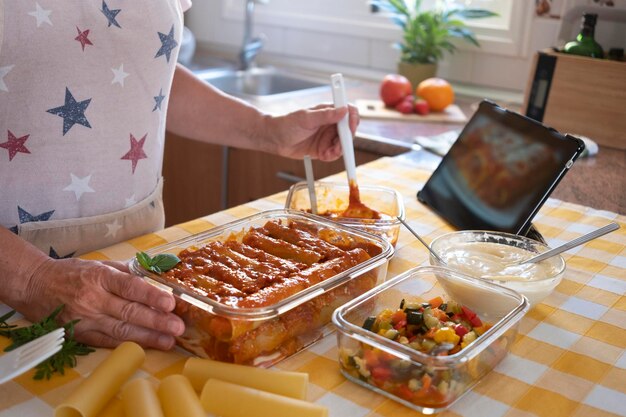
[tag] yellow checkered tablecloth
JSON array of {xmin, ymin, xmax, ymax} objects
[{"xmin": 1, "ymin": 156, "xmax": 625, "ymax": 417}]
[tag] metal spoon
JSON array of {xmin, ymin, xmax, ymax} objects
[
  {"xmin": 514, "ymin": 222, "xmax": 620, "ymax": 265},
  {"xmin": 397, "ymin": 217, "xmax": 445, "ymax": 264}
]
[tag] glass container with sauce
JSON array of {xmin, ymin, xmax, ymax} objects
[{"xmin": 285, "ymin": 181, "xmax": 405, "ymax": 247}]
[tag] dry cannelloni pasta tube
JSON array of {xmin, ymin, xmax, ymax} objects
[
  {"xmin": 157, "ymin": 374, "xmax": 205, "ymax": 417},
  {"xmin": 200, "ymin": 378, "xmax": 328, "ymax": 417},
  {"xmin": 182, "ymin": 357, "xmax": 308, "ymax": 399},
  {"xmin": 121, "ymin": 378, "xmax": 163, "ymax": 417},
  {"xmin": 55, "ymin": 341, "xmax": 145, "ymax": 417}
]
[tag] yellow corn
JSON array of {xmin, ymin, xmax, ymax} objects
[
  {"xmin": 461, "ymin": 331, "xmax": 477, "ymax": 349},
  {"xmin": 433, "ymin": 327, "xmax": 460, "ymax": 345}
]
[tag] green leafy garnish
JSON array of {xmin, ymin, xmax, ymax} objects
[
  {"xmin": 0, "ymin": 305, "xmax": 94, "ymax": 380},
  {"xmin": 136, "ymin": 251, "xmax": 180, "ymax": 274}
]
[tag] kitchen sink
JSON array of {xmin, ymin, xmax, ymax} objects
[{"xmin": 195, "ymin": 67, "xmax": 329, "ymax": 100}]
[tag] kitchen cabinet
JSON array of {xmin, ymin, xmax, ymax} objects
[
  {"xmin": 162, "ymin": 132, "xmax": 225, "ymax": 226},
  {"xmin": 226, "ymin": 148, "xmax": 381, "ymax": 207},
  {"xmin": 162, "ymin": 132, "xmax": 383, "ymax": 226}
]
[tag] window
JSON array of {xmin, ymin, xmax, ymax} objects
[{"xmin": 221, "ymin": 0, "xmax": 533, "ymax": 57}]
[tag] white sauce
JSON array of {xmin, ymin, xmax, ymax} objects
[
  {"xmin": 440, "ymin": 242, "xmax": 559, "ymax": 282},
  {"xmin": 436, "ymin": 241, "xmax": 564, "ymax": 306}
]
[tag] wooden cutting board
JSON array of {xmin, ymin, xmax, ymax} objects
[{"xmin": 356, "ymin": 99, "xmax": 467, "ymax": 124}]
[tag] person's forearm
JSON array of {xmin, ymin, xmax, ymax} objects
[
  {"xmin": 0, "ymin": 227, "xmax": 49, "ymax": 311},
  {"xmin": 165, "ymin": 64, "xmax": 272, "ymax": 152}
]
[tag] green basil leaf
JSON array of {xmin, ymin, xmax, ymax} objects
[
  {"xmin": 151, "ymin": 254, "xmax": 180, "ymax": 272},
  {"xmin": 136, "ymin": 251, "xmax": 153, "ymax": 271}
]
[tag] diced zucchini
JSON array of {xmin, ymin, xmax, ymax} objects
[
  {"xmin": 407, "ymin": 310, "xmax": 424, "ymax": 325},
  {"xmin": 383, "ymin": 328, "xmax": 399, "ymax": 340},
  {"xmin": 424, "ymin": 314, "xmax": 440, "ymax": 329},
  {"xmin": 362, "ymin": 316, "xmax": 376, "ymax": 331}
]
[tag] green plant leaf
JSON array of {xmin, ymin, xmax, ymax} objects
[
  {"xmin": 1, "ymin": 305, "xmax": 95, "ymax": 380},
  {"xmin": 373, "ymin": 0, "xmax": 498, "ymax": 64},
  {"xmin": 136, "ymin": 251, "xmax": 153, "ymax": 271},
  {"xmin": 151, "ymin": 254, "xmax": 181, "ymax": 272},
  {"xmin": 135, "ymin": 251, "xmax": 180, "ymax": 274}
]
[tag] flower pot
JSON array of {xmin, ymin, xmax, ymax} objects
[{"xmin": 397, "ymin": 62, "xmax": 437, "ymax": 90}]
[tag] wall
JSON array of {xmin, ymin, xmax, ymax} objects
[{"xmin": 184, "ymin": 1, "xmax": 621, "ymax": 102}]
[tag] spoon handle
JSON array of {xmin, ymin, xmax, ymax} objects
[
  {"xmin": 303, "ymin": 155, "xmax": 318, "ymax": 215},
  {"xmin": 397, "ymin": 217, "xmax": 446, "ymax": 264},
  {"xmin": 523, "ymin": 222, "xmax": 620, "ymax": 264},
  {"xmin": 331, "ymin": 73, "xmax": 357, "ymax": 184}
]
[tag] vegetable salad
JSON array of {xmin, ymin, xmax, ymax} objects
[{"xmin": 339, "ymin": 296, "xmax": 492, "ymax": 408}]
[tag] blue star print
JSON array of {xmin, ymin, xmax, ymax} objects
[
  {"xmin": 18, "ymin": 206, "xmax": 55, "ymax": 224},
  {"xmin": 10, "ymin": 206, "xmax": 56, "ymax": 232},
  {"xmin": 153, "ymin": 88, "xmax": 165, "ymax": 111},
  {"xmin": 49, "ymin": 247, "xmax": 76, "ymax": 259},
  {"xmin": 155, "ymin": 25, "xmax": 178, "ymax": 63},
  {"xmin": 46, "ymin": 88, "xmax": 92, "ymax": 135},
  {"xmin": 101, "ymin": 1, "xmax": 121, "ymax": 28}
]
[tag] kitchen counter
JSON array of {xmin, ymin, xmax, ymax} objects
[
  {"xmin": 251, "ymin": 74, "xmax": 625, "ymax": 215},
  {"xmin": 1, "ymin": 156, "xmax": 624, "ymax": 417}
]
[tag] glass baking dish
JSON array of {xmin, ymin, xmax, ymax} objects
[
  {"xmin": 284, "ymin": 181, "xmax": 405, "ymax": 247},
  {"xmin": 129, "ymin": 209, "xmax": 393, "ymax": 367},
  {"xmin": 332, "ymin": 266, "xmax": 528, "ymax": 414}
]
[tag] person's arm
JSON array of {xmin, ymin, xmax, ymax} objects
[
  {"xmin": 166, "ymin": 64, "xmax": 359, "ymax": 161},
  {"xmin": 0, "ymin": 227, "xmax": 184, "ymax": 350}
]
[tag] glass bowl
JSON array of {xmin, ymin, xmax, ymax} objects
[
  {"xmin": 430, "ymin": 230, "xmax": 566, "ymax": 307},
  {"xmin": 332, "ymin": 266, "xmax": 528, "ymax": 414},
  {"xmin": 129, "ymin": 209, "xmax": 393, "ymax": 367},
  {"xmin": 284, "ymin": 181, "xmax": 405, "ymax": 247}
]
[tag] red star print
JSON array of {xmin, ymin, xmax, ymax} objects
[
  {"xmin": 121, "ymin": 133, "xmax": 148, "ymax": 174},
  {"xmin": 0, "ymin": 130, "xmax": 31, "ymax": 161},
  {"xmin": 75, "ymin": 27, "xmax": 93, "ymax": 51}
]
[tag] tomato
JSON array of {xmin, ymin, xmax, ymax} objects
[
  {"xmin": 454, "ymin": 323, "xmax": 469, "ymax": 337},
  {"xmin": 390, "ymin": 310, "xmax": 407, "ymax": 325},
  {"xmin": 414, "ymin": 99, "xmax": 430, "ymax": 115},
  {"xmin": 363, "ymin": 349, "xmax": 380, "ymax": 367},
  {"xmin": 461, "ymin": 305, "xmax": 482, "ymax": 327},
  {"xmin": 395, "ymin": 384, "xmax": 414, "ymax": 401},
  {"xmin": 371, "ymin": 365, "xmax": 392, "ymax": 381},
  {"xmin": 380, "ymin": 74, "xmax": 413, "ymax": 107},
  {"xmin": 394, "ymin": 98, "xmax": 414, "ymax": 114}
]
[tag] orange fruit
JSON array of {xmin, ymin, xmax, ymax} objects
[{"xmin": 416, "ymin": 78, "xmax": 454, "ymax": 112}]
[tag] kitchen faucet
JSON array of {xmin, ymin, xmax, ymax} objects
[{"xmin": 239, "ymin": 0, "xmax": 268, "ymax": 71}]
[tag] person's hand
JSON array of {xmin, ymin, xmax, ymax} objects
[
  {"xmin": 19, "ymin": 257, "xmax": 185, "ymax": 350},
  {"xmin": 263, "ymin": 103, "xmax": 360, "ymax": 161}
]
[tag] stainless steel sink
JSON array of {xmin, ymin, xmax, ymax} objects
[{"xmin": 195, "ymin": 67, "xmax": 329, "ymax": 100}]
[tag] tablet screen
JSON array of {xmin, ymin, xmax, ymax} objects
[{"xmin": 417, "ymin": 100, "xmax": 584, "ymax": 235}]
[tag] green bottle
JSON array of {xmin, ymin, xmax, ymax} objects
[{"xmin": 563, "ymin": 13, "xmax": 604, "ymax": 58}]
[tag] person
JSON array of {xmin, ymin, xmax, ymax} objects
[{"xmin": 0, "ymin": 1, "xmax": 358, "ymax": 351}]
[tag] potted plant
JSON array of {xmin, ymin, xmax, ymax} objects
[{"xmin": 370, "ymin": 0, "xmax": 497, "ymax": 87}]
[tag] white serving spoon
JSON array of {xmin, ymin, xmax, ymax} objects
[
  {"xmin": 303, "ymin": 155, "xmax": 318, "ymax": 215},
  {"xmin": 331, "ymin": 73, "xmax": 379, "ymax": 219}
]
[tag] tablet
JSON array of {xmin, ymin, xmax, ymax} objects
[{"xmin": 417, "ymin": 100, "xmax": 585, "ymax": 236}]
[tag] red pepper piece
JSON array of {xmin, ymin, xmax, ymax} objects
[{"xmin": 455, "ymin": 323, "xmax": 469, "ymax": 337}]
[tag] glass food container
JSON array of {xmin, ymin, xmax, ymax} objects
[
  {"xmin": 129, "ymin": 209, "xmax": 393, "ymax": 367},
  {"xmin": 284, "ymin": 181, "xmax": 405, "ymax": 247},
  {"xmin": 429, "ymin": 230, "xmax": 566, "ymax": 307},
  {"xmin": 332, "ymin": 266, "xmax": 528, "ymax": 414}
]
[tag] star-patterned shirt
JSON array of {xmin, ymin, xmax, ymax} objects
[{"xmin": 0, "ymin": 0, "xmax": 191, "ymax": 253}]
